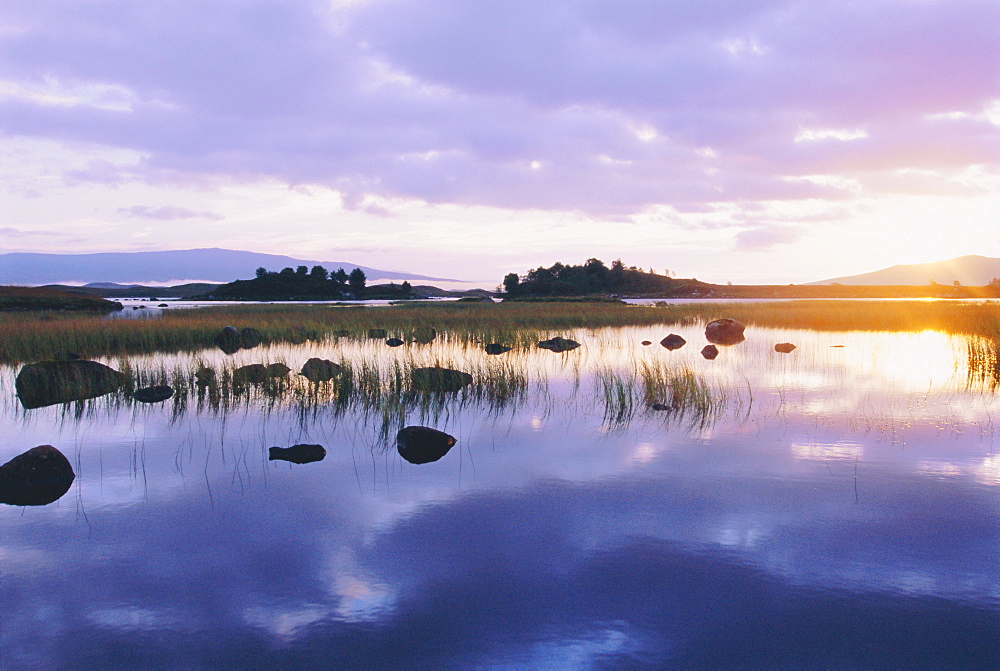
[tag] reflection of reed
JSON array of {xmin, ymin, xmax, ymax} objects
[{"xmin": 966, "ymin": 336, "xmax": 1000, "ymax": 390}]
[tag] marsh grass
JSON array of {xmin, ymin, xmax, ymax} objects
[{"xmin": 5, "ymin": 299, "xmax": 1000, "ymax": 364}]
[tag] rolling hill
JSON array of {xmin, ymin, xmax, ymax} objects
[
  {"xmin": 0, "ymin": 248, "xmax": 463, "ymax": 286},
  {"xmin": 811, "ymin": 255, "xmax": 1000, "ymax": 286}
]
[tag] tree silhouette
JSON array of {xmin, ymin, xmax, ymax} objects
[{"xmin": 348, "ymin": 268, "xmax": 367, "ymax": 295}]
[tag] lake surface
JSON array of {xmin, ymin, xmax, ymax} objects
[{"xmin": 2, "ymin": 323, "xmax": 999, "ymax": 668}]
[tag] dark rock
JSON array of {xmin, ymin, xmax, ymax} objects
[
  {"xmin": 0, "ymin": 445, "xmax": 75, "ymax": 506},
  {"xmin": 267, "ymin": 363, "xmax": 290, "ymax": 377},
  {"xmin": 240, "ymin": 327, "xmax": 263, "ymax": 349},
  {"xmin": 269, "ymin": 444, "xmax": 326, "ymax": 464},
  {"xmin": 701, "ymin": 345, "xmax": 719, "ymax": 360},
  {"xmin": 660, "ymin": 334, "xmax": 686, "ymax": 350},
  {"xmin": 233, "ymin": 363, "xmax": 290, "ymax": 384},
  {"xmin": 195, "ymin": 366, "xmax": 216, "ymax": 386},
  {"xmin": 537, "ymin": 336, "xmax": 581, "ymax": 353},
  {"xmin": 368, "ymin": 328, "xmax": 387, "ymax": 339},
  {"xmin": 396, "ymin": 426, "xmax": 456, "ymax": 464},
  {"xmin": 641, "ymin": 341, "xmax": 652, "ymax": 346},
  {"xmin": 774, "ymin": 342, "xmax": 797, "ymax": 353},
  {"xmin": 704, "ymin": 318, "xmax": 746, "ymax": 345},
  {"xmin": 485, "ymin": 343, "xmax": 512, "ymax": 355},
  {"xmin": 386, "ymin": 337, "xmax": 405, "ymax": 347},
  {"xmin": 300, "ymin": 358, "xmax": 344, "ymax": 382},
  {"xmin": 412, "ymin": 327, "xmax": 437, "ymax": 344},
  {"xmin": 411, "ymin": 366, "xmax": 473, "ymax": 392},
  {"xmin": 133, "ymin": 385, "xmax": 173, "ymax": 403},
  {"xmin": 215, "ymin": 326, "xmax": 242, "ymax": 354},
  {"xmin": 15, "ymin": 360, "xmax": 125, "ymax": 409}
]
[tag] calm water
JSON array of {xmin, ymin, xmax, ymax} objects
[{"xmin": 2, "ymin": 324, "xmax": 999, "ymax": 668}]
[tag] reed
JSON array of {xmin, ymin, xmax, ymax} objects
[{"xmin": 5, "ymin": 300, "xmax": 1000, "ymax": 364}]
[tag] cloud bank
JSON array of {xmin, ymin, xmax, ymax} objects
[{"xmin": 1, "ymin": 0, "xmax": 999, "ymax": 282}]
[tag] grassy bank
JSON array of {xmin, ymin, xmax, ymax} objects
[{"xmin": 3, "ymin": 299, "xmax": 1000, "ymax": 364}]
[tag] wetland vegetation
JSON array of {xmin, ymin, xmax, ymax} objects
[{"xmin": 4, "ymin": 297, "xmax": 1000, "ymax": 667}]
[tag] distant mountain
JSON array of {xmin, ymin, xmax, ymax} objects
[
  {"xmin": 0, "ymin": 248, "xmax": 463, "ymax": 286},
  {"xmin": 810, "ymin": 255, "xmax": 1000, "ymax": 286}
]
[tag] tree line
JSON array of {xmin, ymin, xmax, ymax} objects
[
  {"xmin": 254, "ymin": 265, "xmax": 369, "ymax": 293},
  {"xmin": 502, "ymin": 258, "xmax": 684, "ymax": 297}
]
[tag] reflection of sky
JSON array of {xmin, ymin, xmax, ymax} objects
[{"xmin": 1, "ymin": 326, "xmax": 999, "ymax": 666}]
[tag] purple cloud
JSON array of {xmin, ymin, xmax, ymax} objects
[
  {"xmin": 0, "ymin": 0, "xmax": 997, "ymax": 217},
  {"xmin": 118, "ymin": 206, "xmax": 224, "ymax": 221},
  {"xmin": 734, "ymin": 226, "xmax": 802, "ymax": 251}
]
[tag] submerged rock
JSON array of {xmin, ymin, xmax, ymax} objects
[
  {"xmin": 0, "ymin": 445, "xmax": 75, "ymax": 506},
  {"xmin": 195, "ymin": 366, "xmax": 217, "ymax": 386},
  {"xmin": 133, "ymin": 385, "xmax": 174, "ymax": 403},
  {"xmin": 485, "ymin": 343, "xmax": 512, "ymax": 355},
  {"xmin": 386, "ymin": 337, "xmax": 405, "ymax": 347},
  {"xmin": 411, "ymin": 366, "xmax": 473, "ymax": 392},
  {"xmin": 412, "ymin": 327, "xmax": 437, "ymax": 344},
  {"xmin": 300, "ymin": 358, "xmax": 344, "ymax": 382},
  {"xmin": 537, "ymin": 336, "xmax": 581, "ymax": 353},
  {"xmin": 214, "ymin": 326, "xmax": 243, "ymax": 354},
  {"xmin": 701, "ymin": 345, "xmax": 719, "ymax": 360},
  {"xmin": 268, "ymin": 444, "xmax": 326, "ymax": 464},
  {"xmin": 397, "ymin": 426, "xmax": 456, "ymax": 464},
  {"xmin": 15, "ymin": 360, "xmax": 125, "ymax": 409},
  {"xmin": 774, "ymin": 342, "xmax": 797, "ymax": 353},
  {"xmin": 233, "ymin": 363, "xmax": 290, "ymax": 384},
  {"xmin": 704, "ymin": 319, "xmax": 746, "ymax": 346},
  {"xmin": 660, "ymin": 334, "xmax": 686, "ymax": 350}
]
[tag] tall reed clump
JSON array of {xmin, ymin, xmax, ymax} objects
[{"xmin": 593, "ymin": 361, "xmax": 728, "ymax": 430}]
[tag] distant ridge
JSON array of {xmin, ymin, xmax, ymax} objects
[
  {"xmin": 0, "ymin": 248, "xmax": 464, "ymax": 286},
  {"xmin": 810, "ymin": 255, "xmax": 1000, "ymax": 286}
]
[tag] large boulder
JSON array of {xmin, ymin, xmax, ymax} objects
[
  {"xmin": 133, "ymin": 385, "xmax": 174, "ymax": 403},
  {"xmin": 537, "ymin": 336, "xmax": 581, "ymax": 353},
  {"xmin": 300, "ymin": 358, "xmax": 344, "ymax": 382},
  {"xmin": 240, "ymin": 327, "xmax": 263, "ymax": 349},
  {"xmin": 396, "ymin": 426, "xmax": 456, "ymax": 464},
  {"xmin": 411, "ymin": 366, "xmax": 473, "ymax": 392},
  {"xmin": 214, "ymin": 326, "xmax": 243, "ymax": 354},
  {"xmin": 15, "ymin": 360, "xmax": 125, "ymax": 409},
  {"xmin": 268, "ymin": 444, "xmax": 326, "ymax": 464},
  {"xmin": 704, "ymin": 318, "xmax": 746, "ymax": 345},
  {"xmin": 660, "ymin": 334, "xmax": 686, "ymax": 350},
  {"xmin": 0, "ymin": 445, "xmax": 75, "ymax": 506}
]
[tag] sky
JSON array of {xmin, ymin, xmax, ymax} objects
[{"xmin": 2, "ymin": 0, "xmax": 999, "ymax": 287}]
